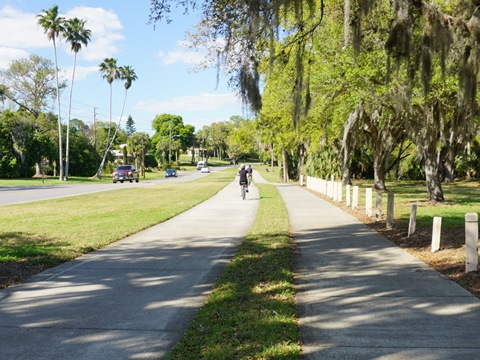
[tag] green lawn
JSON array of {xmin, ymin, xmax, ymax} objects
[
  {"xmin": 350, "ymin": 179, "xmax": 480, "ymax": 228},
  {"xmin": 0, "ymin": 169, "xmax": 235, "ymax": 266}
]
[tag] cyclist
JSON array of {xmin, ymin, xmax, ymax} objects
[
  {"xmin": 238, "ymin": 164, "xmax": 249, "ymax": 196},
  {"xmin": 246, "ymin": 164, "xmax": 253, "ymax": 184}
]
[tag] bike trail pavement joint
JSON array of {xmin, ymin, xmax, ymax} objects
[
  {"xmin": 0, "ymin": 178, "xmax": 259, "ymax": 360},
  {"xmin": 277, "ymin": 184, "xmax": 480, "ymax": 360}
]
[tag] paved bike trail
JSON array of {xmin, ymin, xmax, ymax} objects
[
  {"xmin": 0, "ymin": 177, "xmax": 259, "ymax": 359},
  {"xmin": 275, "ymin": 183, "xmax": 480, "ymax": 360}
]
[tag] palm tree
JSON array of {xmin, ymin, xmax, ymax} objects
[
  {"xmin": 37, "ymin": 5, "xmax": 65, "ymax": 181},
  {"xmin": 64, "ymin": 17, "xmax": 91, "ymax": 180},
  {"xmin": 106, "ymin": 66, "xmax": 137, "ymax": 148},
  {"xmin": 95, "ymin": 58, "xmax": 120, "ymax": 178},
  {"xmin": 102, "ymin": 66, "xmax": 138, "ymax": 169}
]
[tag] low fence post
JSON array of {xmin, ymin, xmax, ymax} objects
[
  {"xmin": 386, "ymin": 192, "xmax": 394, "ymax": 228},
  {"xmin": 365, "ymin": 188, "xmax": 372, "ymax": 217},
  {"xmin": 337, "ymin": 182, "xmax": 343, "ymax": 203},
  {"xmin": 465, "ymin": 213, "xmax": 478, "ymax": 273},
  {"xmin": 375, "ymin": 191, "xmax": 382, "ymax": 221},
  {"xmin": 408, "ymin": 204, "xmax": 417, "ymax": 237},
  {"xmin": 346, "ymin": 185, "xmax": 351, "ymax": 207},
  {"xmin": 431, "ymin": 217, "xmax": 442, "ymax": 252},
  {"xmin": 352, "ymin": 186, "xmax": 359, "ymax": 210}
]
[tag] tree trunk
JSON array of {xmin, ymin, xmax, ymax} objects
[
  {"xmin": 466, "ymin": 141, "xmax": 472, "ymax": 179},
  {"xmin": 341, "ymin": 102, "xmax": 363, "ymax": 185},
  {"xmin": 443, "ymin": 127, "xmax": 456, "ymax": 182},
  {"xmin": 52, "ymin": 37, "xmax": 64, "ymax": 181},
  {"xmin": 443, "ymin": 144, "xmax": 455, "ymax": 183},
  {"xmin": 425, "ymin": 155, "xmax": 444, "ymax": 202},
  {"xmin": 282, "ymin": 147, "xmax": 289, "ymax": 182},
  {"xmin": 373, "ymin": 153, "xmax": 387, "ymax": 190},
  {"xmin": 297, "ymin": 143, "xmax": 305, "ymax": 181},
  {"xmin": 344, "ymin": 0, "xmax": 351, "ymax": 48},
  {"xmin": 270, "ymin": 144, "xmax": 274, "ymax": 172}
]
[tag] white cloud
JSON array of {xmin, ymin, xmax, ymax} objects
[
  {"xmin": 0, "ymin": 5, "xmax": 124, "ymax": 64},
  {"xmin": 135, "ymin": 93, "xmax": 241, "ymax": 113},
  {"xmin": 62, "ymin": 65, "xmax": 100, "ymax": 81},
  {"xmin": 0, "ymin": 5, "xmax": 49, "ymax": 48},
  {"xmin": 63, "ymin": 6, "xmax": 124, "ymax": 61},
  {"xmin": 157, "ymin": 41, "xmax": 207, "ymax": 66},
  {"xmin": 0, "ymin": 47, "xmax": 29, "ymax": 69}
]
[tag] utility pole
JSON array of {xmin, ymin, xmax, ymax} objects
[
  {"xmin": 93, "ymin": 107, "xmax": 97, "ymax": 151},
  {"xmin": 169, "ymin": 120, "xmax": 172, "ymax": 166}
]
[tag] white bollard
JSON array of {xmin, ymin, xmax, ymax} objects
[
  {"xmin": 408, "ymin": 204, "xmax": 417, "ymax": 237},
  {"xmin": 346, "ymin": 185, "xmax": 351, "ymax": 207},
  {"xmin": 375, "ymin": 191, "xmax": 382, "ymax": 221},
  {"xmin": 431, "ymin": 217, "xmax": 442, "ymax": 252},
  {"xmin": 352, "ymin": 186, "xmax": 359, "ymax": 210},
  {"xmin": 386, "ymin": 192, "xmax": 394, "ymax": 228},
  {"xmin": 465, "ymin": 213, "xmax": 478, "ymax": 273},
  {"xmin": 337, "ymin": 182, "xmax": 343, "ymax": 203},
  {"xmin": 365, "ymin": 188, "xmax": 372, "ymax": 217}
]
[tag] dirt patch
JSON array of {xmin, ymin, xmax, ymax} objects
[{"xmin": 0, "ymin": 262, "xmax": 51, "ymax": 289}]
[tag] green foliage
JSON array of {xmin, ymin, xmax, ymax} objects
[
  {"xmin": 305, "ymin": 146, "xmax": 340, "ymax": 179},
  {"xmin": 0, "ymin": 54, "xmax": 62, "ymax": 117},
  {"xmin": 0, "ymin": 110, "xmax": 40, "ymax": 177},
  {"xmin": 68, "ymin": 131, "xmax": 100, "ymax": 176},
  {"xmin": 125, "ymin": 115, "xmax": 136, "ymax": 136}
]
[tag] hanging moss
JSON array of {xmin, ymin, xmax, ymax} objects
[{"xmin": 151, "ymin": 0, "xmax": 323, "ymax": 118}]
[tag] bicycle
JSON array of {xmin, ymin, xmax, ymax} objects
[
  {"xmin": 241, "ymin": 181, "xmax": 248, "ymax": 200},
  {"xmin": 247, "ymin": 173, "xmax": 253, "ymax": 186}
]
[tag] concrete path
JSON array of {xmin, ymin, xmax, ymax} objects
[
  {"xmin": 276, "ymin": 184, "xmax": 480, "ymax": 360},
  {"xmin": 0, "ymin": 178, "xmax": 259, "ymax": 359}
]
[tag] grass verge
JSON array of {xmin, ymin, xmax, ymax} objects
[
  {"xmin": 0, "ymin": 170, "xmax": 235, "ymax": 288},
  {"xmin": 167, "ymin": 183, "xmax": 300, "ymax": 359}
]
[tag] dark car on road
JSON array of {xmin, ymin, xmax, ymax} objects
[
  {"xmin": 165, "ymin": 168, "xmax": 177, "ymax": 178},
  {"xmin": 112, "ymin": 165, "xmax": 139, "ymax": 183}
]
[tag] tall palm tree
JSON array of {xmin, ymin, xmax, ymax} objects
[
  {"xmin": 95, "ymin": 58, "xmax": 120, "ymax": 178},
  {"xmin": 37, "ymin": 5, "xmax": 65, "ymax": 181},
  {"xmin": 64, "ymin": 17, "xmax": 91, "ymax": 180},
  {"xmin": 106, "ymin": 66, "xmax": 137, "ymax": 149}
]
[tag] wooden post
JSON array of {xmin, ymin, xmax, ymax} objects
[
  {"xmin": 346, "ymin": 185, "xmax": 351, "ymax": 207},
  {"xmin": 352, "ymin": 186, "xmax": 359, "ymax": 210},
  {"xmin": 365, "ymin": 188, "xmax": 372, "ymax": 217},
  {"xmin": 386, "ymin": 192, "xmax": 394, "ymax": 228},
  {"xmin": 431, "ymin": 217, "xmax": 442, "ymax": 252},
  {"xmin": 337, "ymin": 182, "xmax": 343, "ymax": 203},
  {"xmin": 465, "ymin": 213, "xmax": 478, "ymax": 273},
  {"xmin": 375, "ymin": 191, "xmax": 382, "ymax": 222},
  {"xmin": 408, "ymin": 204, "xmax": 417, "ymax": 237}
]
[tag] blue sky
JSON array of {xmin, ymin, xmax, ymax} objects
[{"xmin": 0, "ymin": 1, "xmax": 245, "ymax": 134}]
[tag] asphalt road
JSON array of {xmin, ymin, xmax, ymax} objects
[{"xmin": 0, "ymin": 168, "xmax": 222, "ymax": 206}]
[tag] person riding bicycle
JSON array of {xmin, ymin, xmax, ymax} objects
[
  {"xmin": 238, "ymin": 164, "xmax": 249, "ymax": 196},
  {"xmin": 246, "ymin": 164, "xmax": 253, "ymax": 184}
]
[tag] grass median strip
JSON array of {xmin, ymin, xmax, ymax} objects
[
  {"xmin": 0, "ymin": 170, "xmax": 234, "ymax": 287},
  {"xmin": 167, "ymin": 183, "xmax": 300, "ymax": 359}
]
